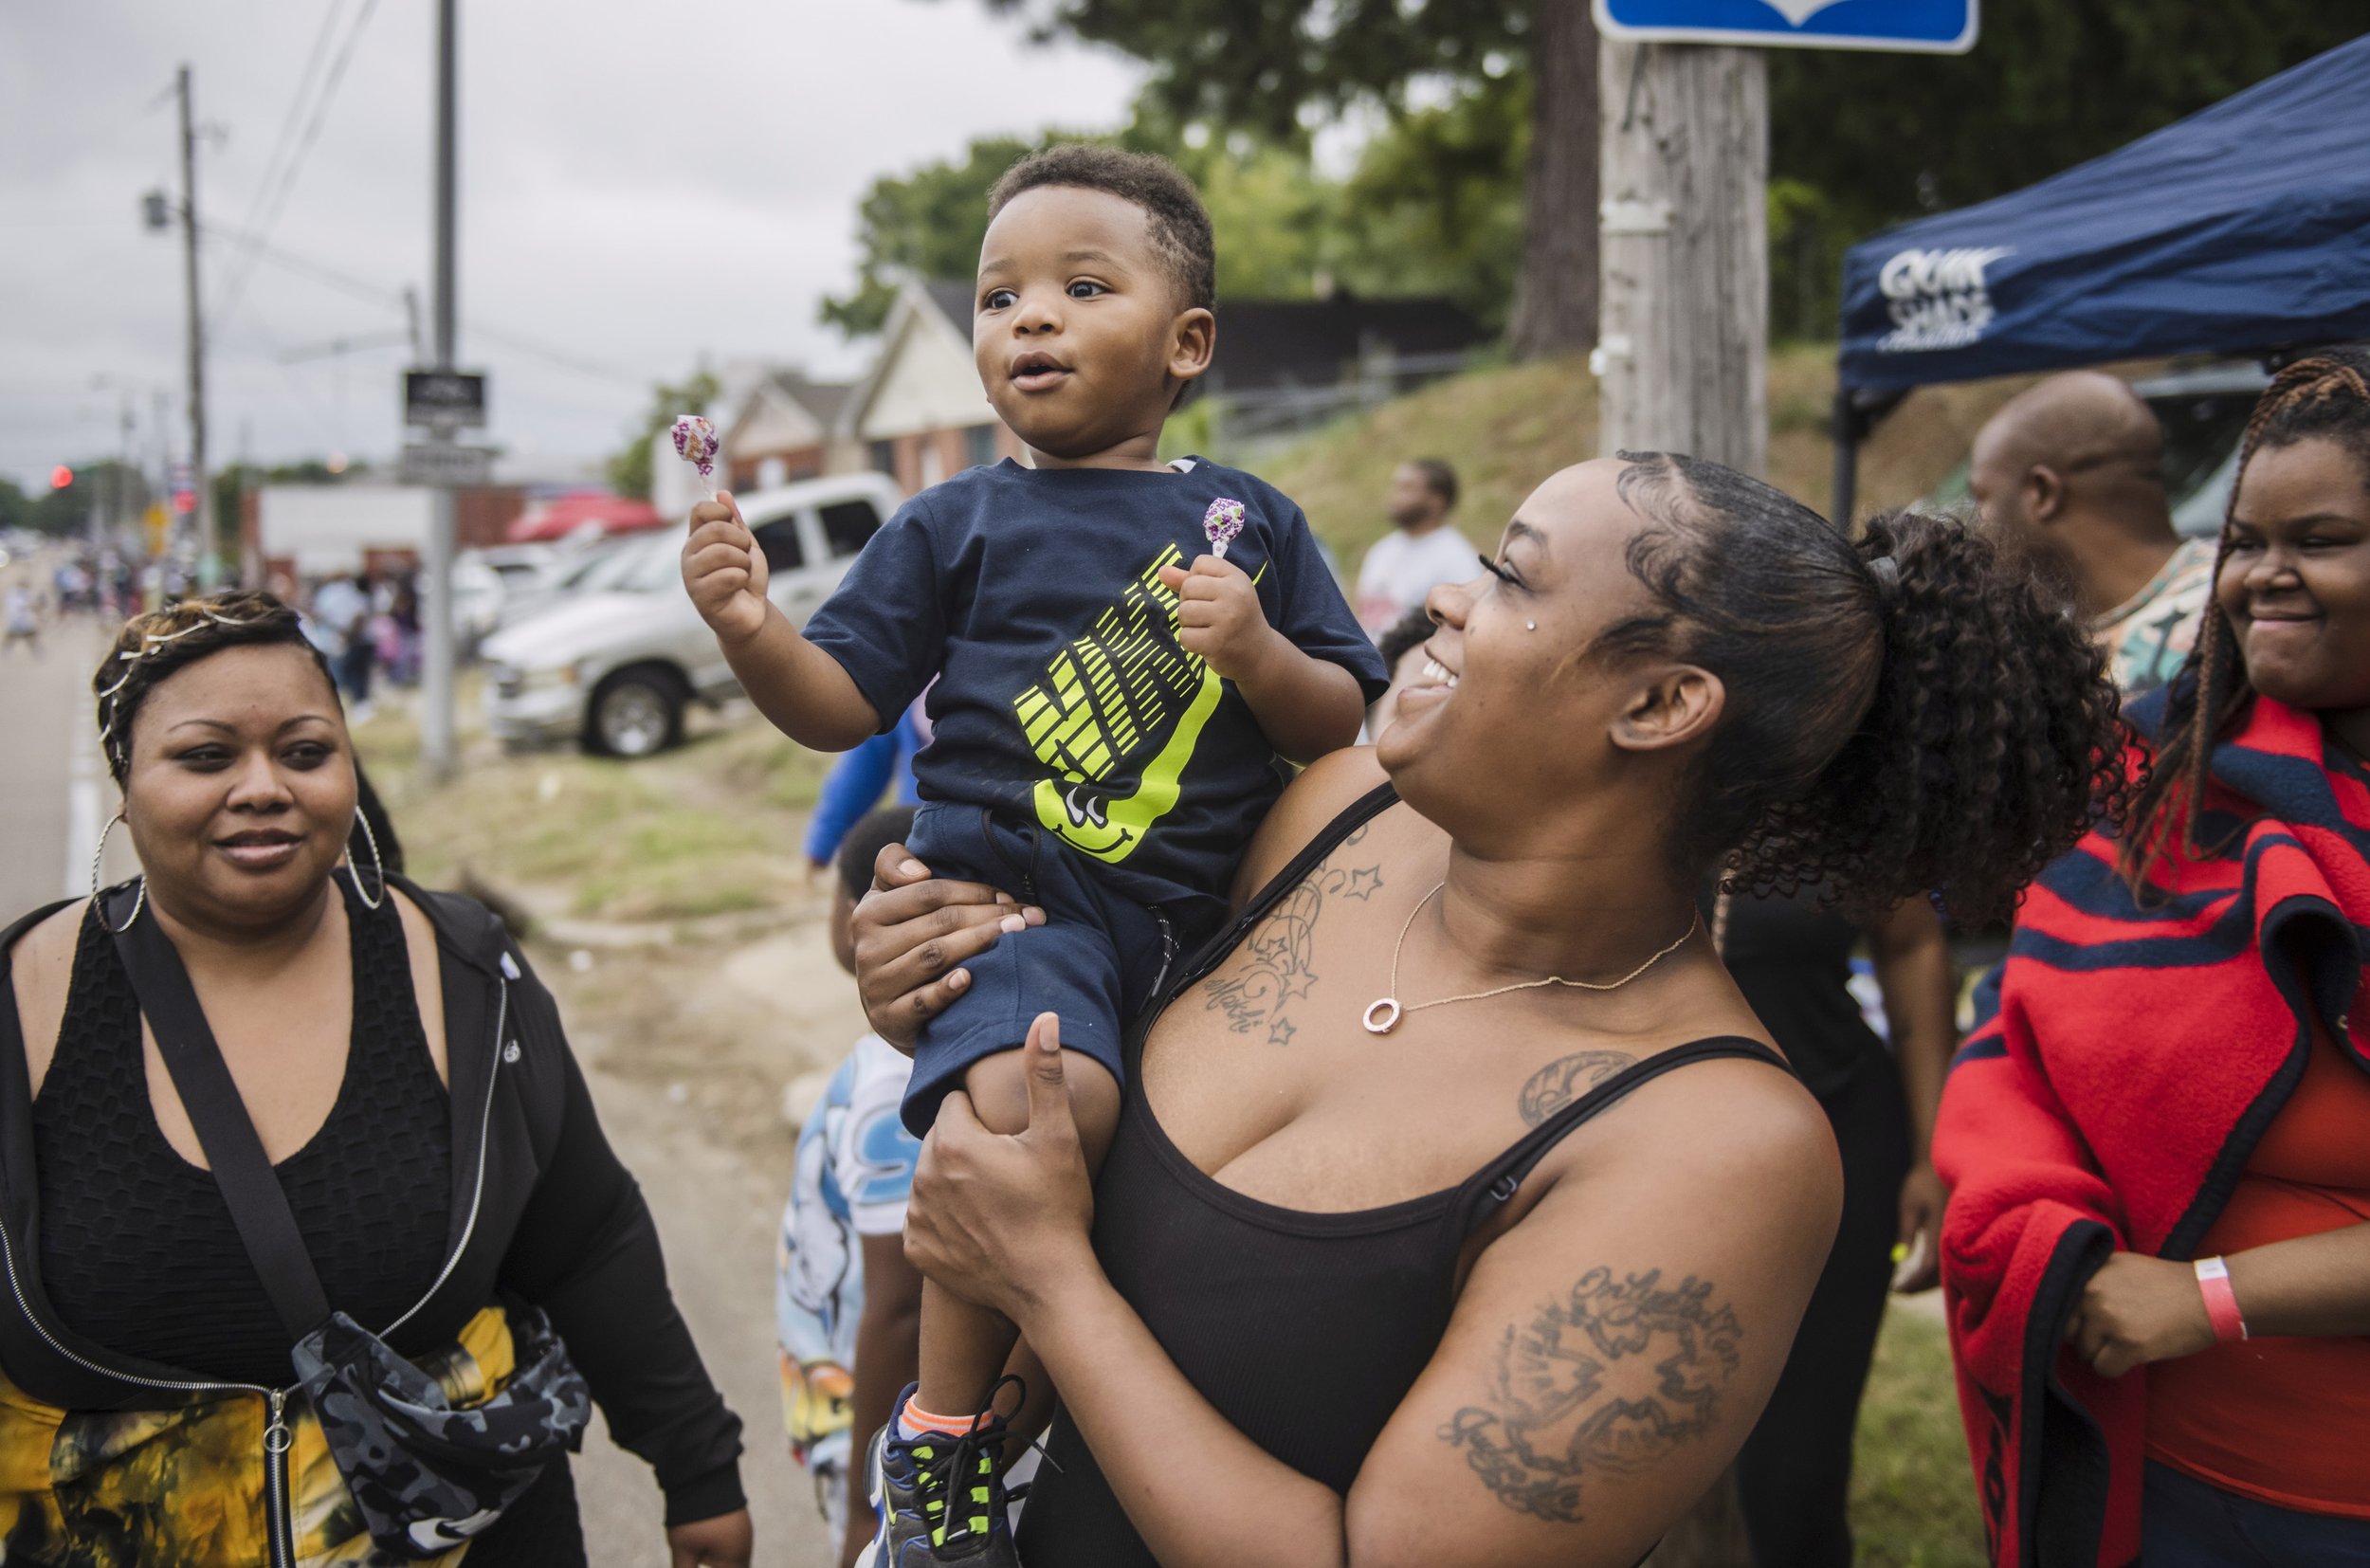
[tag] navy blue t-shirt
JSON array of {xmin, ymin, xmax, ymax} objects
[{"xmin": 802, "ymin": 457, "xmax": 1388, "ymax": 905}]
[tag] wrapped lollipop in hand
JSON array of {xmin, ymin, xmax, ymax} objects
[
  {"xmin": 1202, "ymin": 498, "xmax": 1246, "ymax": 560},
  {"xmin": 671, "ymin": 414, "xmax": 721, "ymax": 501}
]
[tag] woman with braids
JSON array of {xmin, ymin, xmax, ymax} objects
[
  {"xmin": 1936, "ymin": 349, "xmax": 2370, "ymax": 1568},
  {"xmin": 0, "ymin": 593, "xmax": 754, "ymax": 1568},
  {"xmin": 839, "ymin": 454, "xmax": 2117, "ymax": 1567}
]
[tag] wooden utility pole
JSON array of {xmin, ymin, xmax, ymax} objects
[
  {"xmin": 1595, "ymin": 39, "xmax": 1768, "ymax": 477},
  {"xmin": 175, "ymin": 64, "xmax": 218, "ymax": 582},
  {"xmin": 1595, "ymin": 37, "xmax": 1768, "ymax": 1568}
]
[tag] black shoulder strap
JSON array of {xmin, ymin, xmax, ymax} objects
[
  {"xmin": 1449, "ymin": 1036, "xmax": 1790, "ymax": 1243},
  {"xmin": 1235, "ymin": 782, "xmax": 1399, "ymax": 930},
  {"xmin": 108, "ymin": 896, "xmax": 332, "ymax": 1340}
]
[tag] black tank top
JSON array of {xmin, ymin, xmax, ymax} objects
[
  {"xmin": 1015, "ymin": 786, "xmax": 1786, "ymax": 1566},
  {"xmin": 30, "ymin": 870, "xmax": 452, "ymax": 1387}
]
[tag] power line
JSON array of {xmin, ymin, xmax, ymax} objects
[
  {"xmin": 462, "ymin": 323, "xmax": 648, "ymax": 388},
  {"xmin": 210, "ymin": 0, "xmax": 352, "ymax": 314},
  {"xmin": 199, "ymin": 219, "xmax": 410, "ymax": 313},
  {"xmin": 210, "ymin": 0, "xmax": 382, "ymax": 333},
  {"xmin": 195, "ymin": 224, "xmax": 647, "ymax": 386}
]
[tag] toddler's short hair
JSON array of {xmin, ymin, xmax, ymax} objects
[
  {"xmin": 987, "ymin": 145, "xmax": 1216, "ymax": 317},
  {"xmin": 837, "ymin": 806, "xmax": 919, "ymax": 904}
]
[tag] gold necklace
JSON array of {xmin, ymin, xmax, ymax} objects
[{"xmin": 1362, "ymin": 883, "xmax": 1703, "ymax": 1035}]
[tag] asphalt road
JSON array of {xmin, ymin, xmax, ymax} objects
[
  {"xmin": 574, "ymin": 1056, "xmax": 829, "ymax": 1567},
  {"xmin": 0, "ymin": 611, "xmax": 136, "ymax": 921}
]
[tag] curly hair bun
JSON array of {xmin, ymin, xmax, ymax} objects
[
  {"xmin": 94, "ymin": 590, "xmax": 335, "ymax": 783},
  {"xmin": 1611, "ymin": 453, "xmax": 2124, "ymax": 925},
  {"xmin": 1752, "ymin": 510, "xmax": 2126, "ymax": 925}
]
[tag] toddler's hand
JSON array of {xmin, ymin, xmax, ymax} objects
[
  {"xmin": 682, "ymin": 493, "xmax": 771, "ymax": 647},
  {"xmin": 1159, "ymin": 555, "xmax": 1277, "ymax": 682}
]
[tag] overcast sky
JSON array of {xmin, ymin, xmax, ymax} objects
[{"xmin": 0, "ymin": 1, "xmax": 1145, "ymax": 491}]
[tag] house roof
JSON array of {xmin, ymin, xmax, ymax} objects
[
  {"xmin": 767, "ymin": 371, "xmax": 852, "ymax": 428},
  {"xmin": 840, "ymin": 280, "xmax": 992, "ymax": 443},
  {"xmin": 1204, "ymin": 297, "xmax": 1486, "ymax": 393},
  {"xmin": 721, "ymin": 369, "xmax": 854, "ymax": 460},
  {"xmin": 922, "ymin": 280, "xmax": 975, "ymax": 336}
]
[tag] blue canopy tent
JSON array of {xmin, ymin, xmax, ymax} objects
[{"xmin": 1830, "ymin": 31, "xmax": 2370, "ymax": 521}]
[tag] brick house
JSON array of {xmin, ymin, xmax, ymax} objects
[
  {"xmin": 842, "ymin": 281, "xmax": 1022, "ymax": 496},
  {"xmin": 719, "ymin": 370, "xmax": 858, "ymax": 491}
]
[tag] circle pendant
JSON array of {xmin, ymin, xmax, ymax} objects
[{"xmin": 1363, "ymin": 997, "xmax": 1402, "ymax": 1034}]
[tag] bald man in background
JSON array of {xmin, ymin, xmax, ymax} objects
[{"xmin": 1969, "ymin": 371, "xmax": 2218, "ymax": 697}]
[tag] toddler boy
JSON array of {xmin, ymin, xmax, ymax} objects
[{"xmin": 684, "ymin": 145, "xmax": 1385, "ymax": 1567}]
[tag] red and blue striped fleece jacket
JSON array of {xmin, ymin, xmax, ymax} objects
[{"xmin": 1932, "ymin": 691, "xmax": 2370, "ymax": 1568}]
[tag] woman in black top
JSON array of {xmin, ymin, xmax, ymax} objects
[
  {"xmin": 849, "ymin": 454, "xmax": 2122, "ymax": 1567},
  {"xmin": 1717, "ymin": 886, "xmax": 1955, "ymax": 1568},
  {"xmin": 0, "ymin": 593, "xmax": 752, "ymax": 1568}
]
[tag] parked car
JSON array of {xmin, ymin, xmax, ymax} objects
[{"xmin": 478, "ymin": 471, "xmax": 899, "ymax": 757}]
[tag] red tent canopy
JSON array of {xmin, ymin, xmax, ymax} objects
[{"xmin": 504, "ymin": 492, "xmax": 667, "ymax": 543}]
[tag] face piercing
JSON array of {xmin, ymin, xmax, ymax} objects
[{"xmin": 1525, "ymin": 621, "xmax": 1537, "ymax": 631}]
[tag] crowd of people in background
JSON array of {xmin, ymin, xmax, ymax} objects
[{"xmin": 288, "ymin": 566, "xmax": 425, "ymax": 719}]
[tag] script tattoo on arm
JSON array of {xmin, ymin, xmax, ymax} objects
[
  {"xmin": 1438, "ymin": 1267, "xmax": 1742, "ymax": 1523},
  {"xmin": 1516, "ymin": 1051, "xmax": 1636, "ymax": 1126},
  {"xmin": 1201, "ymin": 826, "xmax": 1380, "ymax": 1047}
]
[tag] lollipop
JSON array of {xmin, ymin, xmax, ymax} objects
[
  {"xmin": 671, "ymin": 414, "xmax": 720, "ymax": 495},
  {"xmin": 1202, "ymin": 498, "xmax": 1246, "ymax": 560}
]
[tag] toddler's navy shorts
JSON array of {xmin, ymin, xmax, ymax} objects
[{"xmin": 898, "ymin": 802, "xmax": 1223, "ymax": 1138}]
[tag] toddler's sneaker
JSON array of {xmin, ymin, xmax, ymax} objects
[{"xmin": 857, "ymin": 1382, "xmax": 1021, "ymax": 1567}]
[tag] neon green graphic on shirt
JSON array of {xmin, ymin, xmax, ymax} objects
[{"xmin": 1012, "ymin": 542, "xmax": 1230, "ymax": 864}]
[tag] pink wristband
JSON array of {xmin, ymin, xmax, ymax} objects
[{"xmin": 2195, "ymin": 1256, "xmax": 2249, "ymax": 1343}]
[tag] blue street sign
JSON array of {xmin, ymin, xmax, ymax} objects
[{"xmin": 1593, "ymin": 0, "xmax": 1977, "ymax": 54}]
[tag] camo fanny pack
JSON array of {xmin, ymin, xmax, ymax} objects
[
  {"xmin": 112, "ymin": 903, "xmax": 590, "ymax": 1559},
  {"xmin": 292, "ymin": 1306, "xmax": 590, "ymax": 1556}
]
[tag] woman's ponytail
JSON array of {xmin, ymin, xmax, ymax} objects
[{"xmin": 1738, "ymin": 510, "xmax": 2125, "ymax": 923}]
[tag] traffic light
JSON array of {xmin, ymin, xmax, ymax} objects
[
  {"xmin": 142, "ymin": 191, "xmax": 172, "ymax": 231},
  {"xmin": 48, "ymin": 465, "xmax": 73, "ymax": 490}
]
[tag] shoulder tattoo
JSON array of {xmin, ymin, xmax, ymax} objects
[
  {"xmin": 1516, "ymin": 1051, "xmax": 1636, "ymax": 1127},
  {"xmin": 1439, "ymin": 1267, "xmax": 1742, "ymax": 1523},
  {"xmin": 1200, "ymin": 829, "xmax": 1381, "ymax": 1047}
]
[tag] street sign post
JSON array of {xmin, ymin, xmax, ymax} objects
[
  {"xmin": 1593, "ymin": 0, "xmax": 1977, "ymax": 53},
  {"xmin": 403, "ymin": 369, "xmax": 488, "ymax": 429},
  {"xmin": 399, "ymin": 442, "xmax": 495, "ymax": 487}
]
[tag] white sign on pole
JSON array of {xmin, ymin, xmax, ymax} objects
[{"xmin": 398, "ymin": 443, "xmax": 495, "ymax": 487}]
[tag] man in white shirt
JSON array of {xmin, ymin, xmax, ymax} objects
[{"xmin": 1354, "ymin": 458, "xmax": 1475, "ymax": 635}]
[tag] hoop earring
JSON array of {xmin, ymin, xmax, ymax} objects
[
  {"xmin": 347, "ymin": 809, "xmax": 386, "ymax": 911},
  {"xmin": 89, "ymin": 813, "xmax": 145, "ymax": 933}
]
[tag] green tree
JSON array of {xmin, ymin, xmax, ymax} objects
[
  {"xmin": 820, "ymin": 119, "xmax": 1349, "ymax": 332},
  {"xmin": 0, "ymin": 476, "xmax": 32, "ymax": 537},
  {"xmin": 609, "ymin": 371, "xmax": 722, "ymax": 501},
  {"xmin": 822, "ymin": 136, "xmax": 1041, "ymax": 336},
  {"xmin": 1774, "ymin": 3, "xmax": 2361, "ymax": 227},
  {"xmin": 959, "ymin": 0, "xmax": 1596, "ymax": 359},
  {"xmin": 1766, "ymin": 4, "xmax": 2365, "ymax": 327},
  {"xmin": 819, "ymin": 101, "xmax": 1529, "ymax": 340},
  {"xmin": 1332, "ymin": 80, "xmax": 1528, "ymax": 326}
]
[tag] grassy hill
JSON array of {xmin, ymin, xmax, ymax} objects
[{"xmin": 1245, "ymin": 343, "xmax": 2040, "ymax": 573}]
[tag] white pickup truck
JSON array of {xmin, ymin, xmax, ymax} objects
[{"xmin": 479, "ymin": 471, "xmax": 901, "ymax": 756}]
